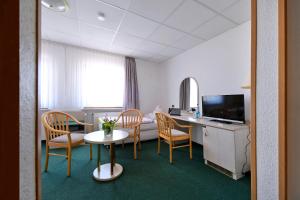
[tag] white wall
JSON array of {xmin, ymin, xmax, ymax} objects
[
  {"xmin": 136, "ymin": 59, "xmax": 162, "ymax": 114},
  {"xmin": 20, "ymin": 0, "xmax": 37, "ymax": 199},
  {"xmin": 256, "ymin": 0, "xmax": 279, "ymax": 199},
  {"xmin": 160, "ymin": 21, "xmax": 251, "ymax": 121},
  {"xmin": 158, "ymin": 21, "xmax": 250, "ymax": 145}
]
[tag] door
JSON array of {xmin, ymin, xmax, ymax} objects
[
  {"xmin": 203, "ymin": 126, "xmax": 219, "ymax": 164},
  {"xmin": 217, "ymin": 129, "xmax": 235, "ymax": 172}
]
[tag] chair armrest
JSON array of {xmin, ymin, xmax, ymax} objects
[
  {"xmin": 171, "ymin": 119, "xmax": 193, "ymax": 135},
  {"xmin": 77, "ymin": 122, "xmax": 93, "ymax": 126},
  {"xmin": 176, "ymin": 124, "xmax": 193, "ymax": 128},
  {"xmin": 67, "ymin": 114, "xmax": 93, "ymax": 126},
  {"xmin": 44, "ymin": 125, "xmax": 70, "ymax": 135},
  {"xmin": 171, "ymin": 118, "xmax": 193, "ymax": 129}
]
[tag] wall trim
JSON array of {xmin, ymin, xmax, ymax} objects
[
  {"xmin": 279, "ymin": 0, "xmax": 287, "ymax": 199},
  {"xmin": 250, "ymin": 0, "xmax": 257, "ymax": 199}
]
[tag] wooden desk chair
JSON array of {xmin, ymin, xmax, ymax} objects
[
  {"xmin": 156, "ymin": 112, "xmax": 193, "ymax": 164},
  {"xmin": 116, "ymin": 109, "xmax": 142, "ymax": 159},
  {"xmin": 41, "ymin": 111, "xmax": 93, "ymax": 176}
]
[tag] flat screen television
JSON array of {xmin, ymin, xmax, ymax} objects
[{"xmin": 202, "ymin": 94, "xmax": 245, "ymax": 124}]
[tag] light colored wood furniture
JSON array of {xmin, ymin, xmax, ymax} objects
[
  {"xmin": 41, "ymin": 111, "xmax": 93, "ymax": 176},
  {"xmin": 116, "ymin": 109, "xmax": 142, "ymax": 160},
  {"xmin": 84, "ymin": 130, "xmax": 129, "ymax": 181},
  {"xmin": 155, "ymin": 112, "xmax": 193, "ymax": 164}
]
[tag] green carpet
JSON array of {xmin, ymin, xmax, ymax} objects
[{"xmin": 42, "ymin": 140, "xmax": 250, "ymax": 200}]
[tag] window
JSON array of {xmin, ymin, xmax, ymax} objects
[{"xmin": 40, "ymin": 40, "xmax": 125, "ymax": 109}]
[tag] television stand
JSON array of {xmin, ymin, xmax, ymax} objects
[
  {"xmin": 170, "ymin": 114, "xmax": 250, "ymax": 180},
  {"xmin": 210, "ymin": 119, "xmax": 233, "ymax": 124}
]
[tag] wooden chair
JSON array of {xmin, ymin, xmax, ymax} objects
[
  {"xmin": 116, "ymin": 109, "xmax": 143, "ymax": 159},
  {"xmin": 41, "ymin": 111, "xmax": 93, "ymax": 176},
  {"xmin": 156, "ymin": 112, "xmax": 193, "ymax": 164}
]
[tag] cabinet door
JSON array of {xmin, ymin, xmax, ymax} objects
[
  {"xmin": 203, "ymin": 127, "xmax": 219, "ymax": 164},
  {"xmin": 217, "ymin": 129, "xmax": 235, "ymax": 172}
]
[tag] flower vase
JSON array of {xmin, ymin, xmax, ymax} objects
[{"xmin": 104, "ymin": 128, "xmax": 113, "ymax": 136}]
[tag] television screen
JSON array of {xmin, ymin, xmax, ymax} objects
[{"xmin": 202, "ymin": 94, "xmax": 245, "ymax": 123}]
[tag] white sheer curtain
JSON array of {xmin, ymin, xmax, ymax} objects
[
  {"xmin": 41, "ymin": 41, "xmax": 66, "ymax": 109},
  {"xmin": 40, "ymin": 40, "xmax": 125, "ymax": 110}
]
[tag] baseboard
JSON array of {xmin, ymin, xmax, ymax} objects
[{"xmin": 205, "ymin": 160, "xmax": 244, "ymax": 180}]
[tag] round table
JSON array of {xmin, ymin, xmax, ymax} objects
[{"xmin": 84, "ymin": 130, "xmax": 128, "ymax": 181}]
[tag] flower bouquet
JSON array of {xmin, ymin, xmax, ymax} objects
[{"xmin": 100, "ymin": 116, "xmax": 117, "ymax": 136}]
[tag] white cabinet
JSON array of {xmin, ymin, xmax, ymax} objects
[
  {"xmin": 203, "ymin": 125, "xmax": 250, "ymax": 180},
  {"xmin": 203, "ymin": 127, "xmax": 219, "ymax": 164}
]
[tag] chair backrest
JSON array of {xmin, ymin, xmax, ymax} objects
[
  {"xmin": 41, "ymin": 111, "xmax": 73, "ymax": 141},
  {"xmin": 155, "ymin": 112, "xmax": 175, "ymax": 138},
  {"xmin": 117, "ymin": 109, "xmax": 142, "ymax": 129}
]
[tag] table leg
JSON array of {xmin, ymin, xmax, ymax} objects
[
  {"xmin": 113, "ymin": 144, "xmax": 115, "ymax": 166},
  {"xmin": 92, "ymin": 142, "xmax": 123, "ymax": 181},
  {"xmin": 110, "ymin": 143, "xmax": 115, "ymax": 175},
  {"xmin": 97, "ymin": 144, "xmax": 101, "ymax": 172}
]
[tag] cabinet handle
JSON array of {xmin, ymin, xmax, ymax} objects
[{"xmin": 204, "ymin": 129, "xmax": 208, "ymax": 136}]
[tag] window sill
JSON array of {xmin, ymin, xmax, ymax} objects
[{"xmin": 82, "ymin": 107, "xmax": 123, "ymax": 113}]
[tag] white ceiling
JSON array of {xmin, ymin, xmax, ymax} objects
[{"xmin": 42, "ymin": 0, "xmax": 250, "ymax": 63}]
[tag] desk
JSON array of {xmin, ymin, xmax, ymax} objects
[
  {"xmin": 171, "ymin": 114, "xmax": 250, "ymax": 180},
  {"xmin": 171, "ymin": 114, "xmax": 249, "ymax": 131},
  {"xmin": 84, "ymin": 130, "xmax": 128, "ymax": 181}
]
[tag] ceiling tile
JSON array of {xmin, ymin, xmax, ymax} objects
[
  {"xmin": 42, "ymin": 29, "xmax": 81, "ymax": 47},
  {"xmin": 112, "ymin": 32, "xmax": 143, "ymax": 49},
  {"xmin": 119, "ymin": 13, "xmax": 160, "ymax": 38},
  {"xmin": 131, "ymin": 49, "xmax": 153, "ymax": 59},
  {"xmin": 42, "ymin": 10, "xmax": 79, "ymax": 35},
  {"xmin": 159, "ymin": 46, "xmax": 183, "ymax": 57},
  {"xmin": 42, "ymin": 0, "xmax": 78, "ymax": 19},
  {"xmin": 146, "ymin": 58, "xmax": 163, "ymax": 63},
  {"xmin": 79, "ymin": 22, "xmax": 115, "ymax": 44},
  {"xmin": 110, "ymin": 45, "xmax": 133, "ymax": 56},
  {"xmin": 150, "ymin": 54, "xmax": 170, "ymax": 63},
  {"xmin": 129, "ymin": 0, "xmax": 183, "ymax": 22},
  {"xmin": 164, "ymin": 0, "xmax": 216, "ymax": 32},
  {"xmin": 195, "ymin": 0, "xmax": 238, "ymax": 12},
  {"xmin": 171, "ymin": 35, "xmax": 204, "ymax": 50},
  {"xmin": 76, "ymin": 0, "xmax": 124, "ymax": 31},
  {"xmin": 149, "ymin": 25, "xmax": 185, "ymax": 46},
  {"xmin": 193, "ymin": 15, "xmax": 236, "ymax": 40},
  {"xmin": 135, "ymin": 40, "xmax": 166, "ymax": 54},
  {"xmin": 221, "ymin": 0, "xmax": 250, "ymax": 24},
  {"xmin": 98, "ymin": 0, "xmax": 132, "ymax": 9},
  {"xmin": 42, "ymin": 0, "xmax": 247, "ymax": 61}
]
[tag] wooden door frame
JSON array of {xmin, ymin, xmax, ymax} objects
[
  {"xmin": 34, "ymin": 1, "xmax": 258, "ymax": 200},
  {"xmin": 251, "ymin": 0, "xmax": 257, "ymax": 199},
  {"xmin": 279, "ymin": 0, "xmax": 287, "ymax": 199}
]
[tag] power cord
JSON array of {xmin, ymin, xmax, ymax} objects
[{"xmin": 241, "ymin": 129, "xmax": 251, "ymax": 174}]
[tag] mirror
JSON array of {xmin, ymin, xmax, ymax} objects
[{"xmin": 179, "ymin": 77, "xmax": 199, "ymax": 110}]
